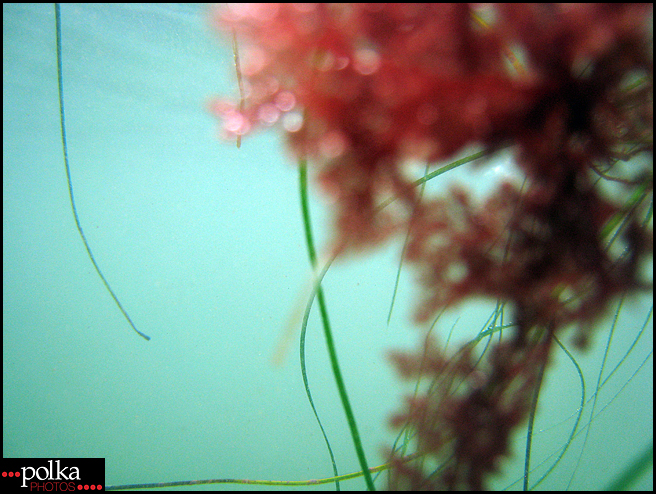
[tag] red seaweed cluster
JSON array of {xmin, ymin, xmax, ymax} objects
[
  {"xmin": 211, "ymin": 4, "xmax": 652, "ymax": 490},
  {"xmin": 389, "ymin": 333, "xmax": 553, "ymax": 490}
]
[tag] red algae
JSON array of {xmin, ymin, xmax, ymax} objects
[{"xmin": 211, "ymin": 4, "xmax": 652, "ymax": 490}]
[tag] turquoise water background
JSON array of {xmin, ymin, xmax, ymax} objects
[{"xmin": 3, "ymin": 4, "xmax": 652, "ymax": 490}]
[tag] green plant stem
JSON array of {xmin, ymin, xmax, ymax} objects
[{"xmin": 298, "ymin": 160, "xmax": 376, "ymax": 490}]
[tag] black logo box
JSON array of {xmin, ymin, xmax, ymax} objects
[{"xmin": 1, "ymin": 458, "xmax": 104, "ymax": 489}]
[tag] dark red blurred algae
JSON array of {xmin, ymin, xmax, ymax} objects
[{"xmin": 211, "ymin": 4, "xmax": 652, "ymax": 490}]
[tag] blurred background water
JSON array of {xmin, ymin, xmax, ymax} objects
[{"xmin": 3, "ymin": 4, "xmax": 652, "ymax": 490}]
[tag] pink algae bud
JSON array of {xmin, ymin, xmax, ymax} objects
[
  {"xmin": 208, "ymin": 100, "xmax": 252, "ymax": 140},
  {"xmin": 257, "ymin": 103, "xmax": 280, "ymax": 125},
  {"xmin": 353, "ymin": 48, "xmax": 381, "ymax": 75},
  {"xmin": 274, "ymin": 91, "xmax": 296, "ymax": 112}
]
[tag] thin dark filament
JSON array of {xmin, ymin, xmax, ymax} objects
[
  {"xmin": 232, "ymin": 28, "xmax": 244, "ymax": 149},
  {"xmin": 566, "ymin": 296, "xmax": 622, "ymax": 488},
  {"xmin": 529, "ymin": 335, "xmax": 586, "ymax": 489},
  {"xmin": 386, "ymin": 163, "xmax": 429, "ymax": 327},
  {"xmin": 523, "ymin": 339, "xmax": 548, "ymax": 491},
  {"xmin": 105, "ymin": 456, "xmax": 407, "ymax": 490},
  {"xmin": 55, "ymin": 4, "xmax": 150, "ymax": 341}
]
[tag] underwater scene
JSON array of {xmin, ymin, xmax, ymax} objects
[{"xmin": 3, "ymin": 4, "xmax": 652, "ymax": 490}]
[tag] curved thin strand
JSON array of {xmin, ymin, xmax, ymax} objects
[
  {"xmin": 297, "ymin": 161, "xmax": 341, "ymax": 490},
  {"xmin": 296, "ymin": 159, "xmax": 375, "ymax": 490},
  {"xmin": 55, "ymin": 4, "xmax": 150, "ymax": 341}
]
